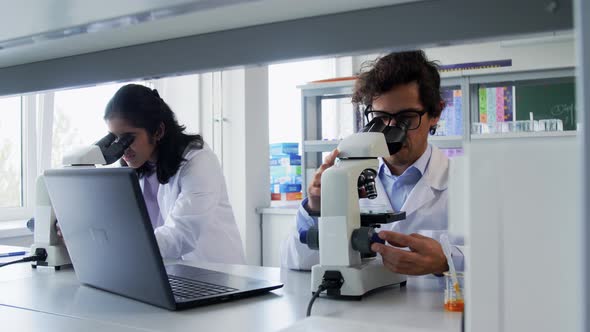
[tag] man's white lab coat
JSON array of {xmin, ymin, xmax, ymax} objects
[{"xmin": 281, "ymin": 146, "xmax": 464, "ymax": 271}]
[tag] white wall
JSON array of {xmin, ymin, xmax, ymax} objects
[{"xmin": 465, "ymin": 136, "xmax": 581, "ymax": 332}]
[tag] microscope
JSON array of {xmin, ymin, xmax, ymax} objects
[
  {"xmin": 300, "ymin": 117, "xmax": 409, "ymax": 298},
  {"xmin": 30, "ymin": 133, "xmax": 134, "ymax": 269}
]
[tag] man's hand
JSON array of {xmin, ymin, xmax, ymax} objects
[
  {"xmin": 305, "ymin": 149, "xmax": 339, "ymax": 212},
  {"xmin": 371, "ymin": 231, "xmax": 448, "ymax": 276}
]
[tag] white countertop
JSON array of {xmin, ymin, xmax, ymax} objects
[
  {"xmin": 0, "ymin": 247, "xmax": 461, "ymax": 332},
  {"xmin": 0, "ymin": 220, "xmax": 30, "ymax": 239}
]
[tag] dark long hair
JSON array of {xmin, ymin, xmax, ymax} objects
[{"xmin": 104, "ymin": 84, "xmax": 203, "ymax": 184}]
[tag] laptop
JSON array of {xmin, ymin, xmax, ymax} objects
[{"xmin": 44, "ymin": 167, "xmax": 283, "ymax": 310}]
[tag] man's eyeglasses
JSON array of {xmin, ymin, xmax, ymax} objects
[{"xmin": 363, "ymin": 105, "xmax": 427, "ymax": 131}]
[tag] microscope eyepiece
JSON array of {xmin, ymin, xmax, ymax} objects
[
  {"xmin": 94, "ymin": 133, "xmax": 135, "ymax": 165},
  {"xmin": 360, "ymin": 117, "xmax": 409, "ymax": 155}
]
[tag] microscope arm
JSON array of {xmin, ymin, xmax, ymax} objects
[
  {"xmin": 29, "ymin": 133, "xmax": 135, "ymax": 269},
  {"xmin": 30, "ymin": 176, "xmax": 70, "ymax": 269}
]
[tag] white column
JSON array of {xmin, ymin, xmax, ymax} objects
[
  {"xmin": 221, "ymin": 66, "xmax": 269, "ymax": 265},
  {"xmin": 575, "ymin": 0, "xmax": 590, "ymax": 330}
]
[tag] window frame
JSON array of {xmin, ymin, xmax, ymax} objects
[{"xmin": 0, "ymin": 95, "xmax": 37, "ymax": 221}]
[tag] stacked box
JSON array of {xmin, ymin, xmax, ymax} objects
[
  {"xmin": 269, "ymin": 142, "xmax": 299, "ymax": 155},
  {"xmin": 269, "ymin": 143, "xmax": 302, "ymax": 201},
  {"xmin": 269, "ymin": 154, "xmax": 301, "ymax": 167},
  {"xmin": 270, "ymin": 164, "xmax": 302, "ymax": 186},
  {"xmin": 270, "ymin": 183, "xmax": 302, "ymax": 193},
  {"xmin": 271, "ymin": 192, "xmax": 303, "ymax": 201}
]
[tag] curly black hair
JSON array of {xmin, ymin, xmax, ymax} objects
[
  {"xmin": 352, "ymin": 50, "xmax": 443, "ymax": 119},
  {"xmin": 104, "ymin": 84, "xmax": 203, "ymax": 184}
]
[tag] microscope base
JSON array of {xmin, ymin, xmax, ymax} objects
[
  {"xmin": 311, "ymin": 259, "xmax": 406, "ymax": 297},
  {"xmin": 30, "ymin": 244, "xmax": 71, "ymax": 270}
]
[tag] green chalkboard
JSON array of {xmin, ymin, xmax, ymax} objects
[{"xmin": 515, "ymin": 81, "xmax": 576, "ymax": 131}]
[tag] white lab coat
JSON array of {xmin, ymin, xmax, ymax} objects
[
  {"xmin": 281, "ymin": 145, "xmax": 464, "ymax": 271},
  {"xmin": 140, "ymin": 143, "xmax": 246, "ymax": 264}
]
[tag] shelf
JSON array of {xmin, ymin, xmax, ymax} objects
[
  {"xmin": 471, "ymin": 131, "xmax": 577, "ymax": 140},
  {"xmin": 304, "ymin": 133, "xmax": 574, "ymax": 153},
  {"xmin": 298, "ymin": 69, "xmax": 577, "ymax": 197},
  {"xmin": 257, "ymin": 205, "xmax": 300, "ymax": 215},
  {"xmin": 297, "ymin": 76, "xmax": 463, "ymax": 93},
  {"xmin": 428, "ymin": 136, "xmax": 464, "ymax": 148},
  {"xmin": 303, "ymin": 140, "xmax": 340, "ymax": 152},
  {"xmin": 304, "ymin": 136, "xmax": 464, "ymax": 152},
  {"xmin": 297, "ymin": 79, "xmax": 355, "ymax": 91}
]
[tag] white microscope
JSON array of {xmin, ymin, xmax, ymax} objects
[
  {"xmin": 300, "ymin": 118, "xmax": 410, "ymax": 298},
  {"xmin": 30, "ymin": 133, "xmax": 134, "ymax": 270}
]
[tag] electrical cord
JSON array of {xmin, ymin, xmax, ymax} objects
[
  {"xmin": 0, "ymin": 249, "xmax": 47, "ymax": 268},
  {"xmin": 306, "ymin": 271, "xmax": 344, "ymax": 317},
  {"xmin": 306, "ymin": 284, "xmax": 327, "ymax": 317}
]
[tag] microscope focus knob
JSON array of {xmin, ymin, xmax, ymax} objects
[
  {"xmin": 351, "ymin": 227, "xmax": 385, "ymax": 254},
  {"xmin": 299, "ymin": 226, "xmax": 319, "ymax": 250}
]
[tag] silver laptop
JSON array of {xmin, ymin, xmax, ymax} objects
[{"xmin": 44, "ymin": 167, "xmax": 282, "ymax": 310}]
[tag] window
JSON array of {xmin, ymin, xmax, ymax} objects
[
  {"xmin": 268, "ymin": 59, "xmax": 336, "ymax": 204},
  {"xmin": 0, "ymin": 96, "xmax": 22, "ymax": 208},
  {"xmin": 268, "ymin": 59, "xmax": 336, "ymax": 146},
  {"xmin": 320, "ymin": 97, "xmax": 357, "ymax": 140}
]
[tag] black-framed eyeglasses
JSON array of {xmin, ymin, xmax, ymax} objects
[{"xmin": 363, "ymin": 105, "xmax": 427, "ymax": 131}]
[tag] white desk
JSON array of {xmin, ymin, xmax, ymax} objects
[
  {"xmin": 0, "ymin": 246, "xmax": 461, "ymax": 331},
  {"xmin": 0, "ymin": 305, "xmax": 150, "ymax": 332}
]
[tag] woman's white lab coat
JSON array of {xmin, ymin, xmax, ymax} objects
[
  {"xmin": 141, "ymin": 143, "xmax": 245, "ymax": 264},
  {"xmin": 281, "ymin": 145, "xmax": 464, "ymax": 270}
]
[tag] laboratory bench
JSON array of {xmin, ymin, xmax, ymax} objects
[{"xmin": 0, "ymin": 245, "xmax": 461, "ymax": 332}]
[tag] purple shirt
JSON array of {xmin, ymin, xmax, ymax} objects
[{"xmin": 142, "ymin": 168, "xmax": 162, "ymax": 229}]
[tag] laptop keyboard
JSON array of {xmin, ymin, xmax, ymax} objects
[{"xmin": 168, "ymin": 275, "xmax": 238, "ymax": 300}]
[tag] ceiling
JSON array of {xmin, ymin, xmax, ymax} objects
[{"xmin": 0, "ymin": 0, "xmax": 420, "ymax": 68}]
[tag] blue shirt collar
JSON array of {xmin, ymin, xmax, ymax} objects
[{"xmin": 378, "ymin": 144, "xmax": 432, "ymax": 179}]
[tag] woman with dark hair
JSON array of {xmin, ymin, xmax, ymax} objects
[{"xmin": 104, "ymin": 84, "xmax": 245, "ymax": 264}]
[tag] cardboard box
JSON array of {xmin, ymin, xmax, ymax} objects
[
  {"xmin": 269, "ymin": 142, "xmax": 299, "ymax": 155},
  {"xmin": 271, "ymin": 192, "xmax": 303, "ymax": 201},
  {"xmin": 270, "ymin": 183, "xmax": 302, "ymax": 194},
  {"xmin": 269, "ymin": 154, "xmax": 301, "ymax": 166}
]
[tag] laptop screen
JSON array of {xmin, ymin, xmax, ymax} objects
[{"xmin": 44, "ymin": 167, "xmax": 176, "ymax": 309}]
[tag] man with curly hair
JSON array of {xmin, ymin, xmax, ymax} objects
[{"xmin": 282, "ymin": 50, "xmax": 464, "ymax": 276}]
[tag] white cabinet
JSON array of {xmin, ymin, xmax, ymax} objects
[{"xmin": 259, "ymin": 207, "xmax": 298, "ymax": 267}]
